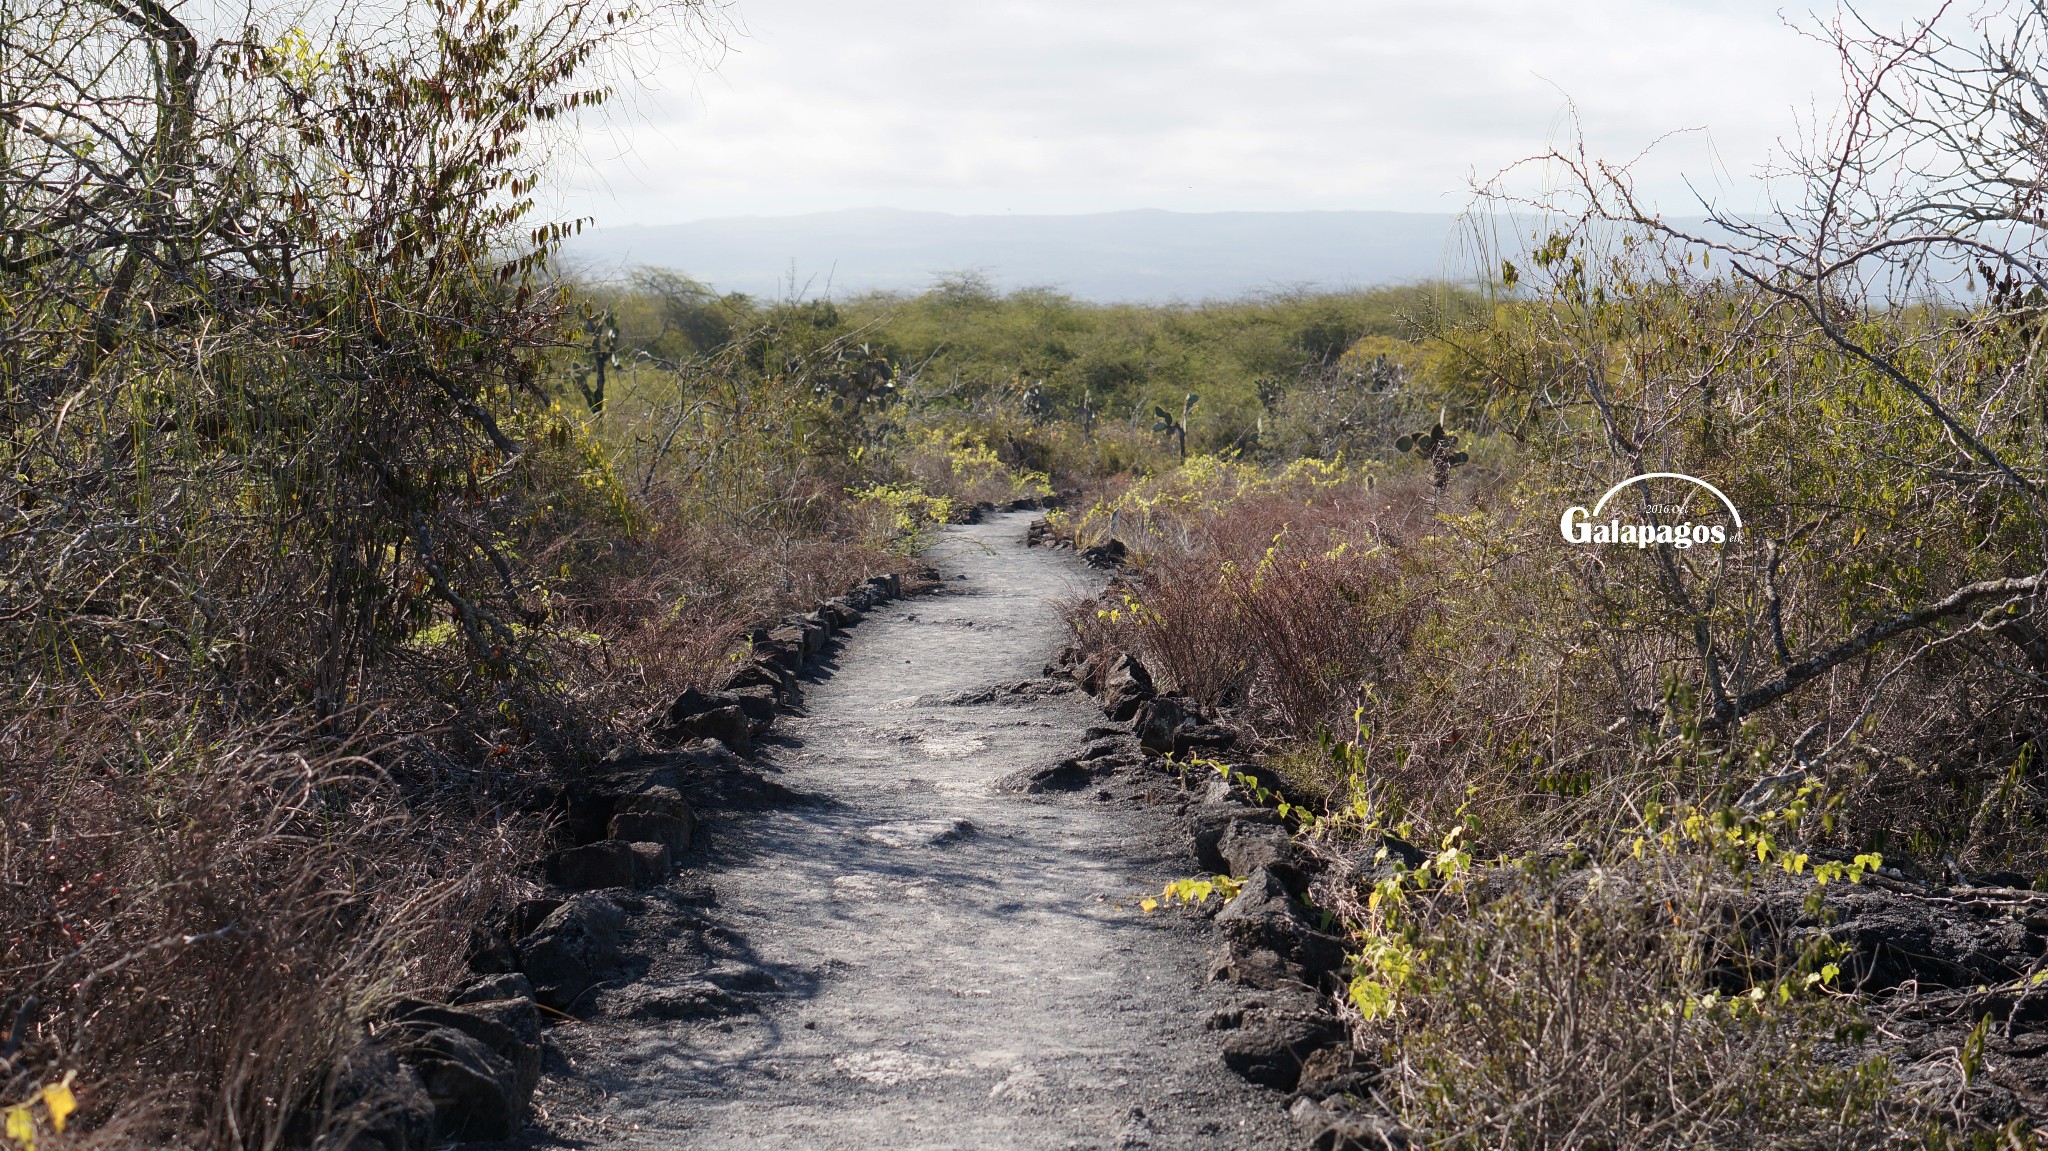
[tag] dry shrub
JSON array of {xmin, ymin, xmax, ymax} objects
[
  {"xmin": 0, "ymin": 463, "xmax": 910, "ymax": 1146},
  {"xmin": 1320, "ymin": 482, "xmax": 2048, "ymax": 870},
  {"xmin": 1057, "ymin": 458, "xmax": 1619, "ymax": 841},
  {"xmin": 1317, "ymin": 786, "xmax": 2047, "ymax": 1151},
  {"xmin": 1079, "ymin": 454, "xmax": 2042, "ymax": 1144},
  {"xmin": 547, "ymin": 499, "xmax": 910, "ymax": 730},
  {"xmin": 1077, "ymin": 446, "xmax": 2048, "ymax": 871},
  {"xmin": 1349, "ymin": 854, "xmax": 1915, "ymax": 1150},
  {"xmin": 1066, "ymin": 461, "xmax": 1438, "ymax": 753},
  {"xmin": 0, "ymin": 0, "xmax": 918, "ymax": 1142},
  {"xmin": 0, "ymin": 699, "xmax": 530, "ymax": 1147}
]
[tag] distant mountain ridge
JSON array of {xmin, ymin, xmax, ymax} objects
[{"xmin": 559, "ymin": 208, "xmax": 1485, "ymax": 302}]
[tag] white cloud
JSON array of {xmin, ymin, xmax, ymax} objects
[{"xmin": 554, "ymin": 0, "xmax": 1932, "ymax": 224}]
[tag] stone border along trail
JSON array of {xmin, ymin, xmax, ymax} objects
[{"xmin": 526, "ymin": 512, "xmax": 1301, "ymax": 1150}]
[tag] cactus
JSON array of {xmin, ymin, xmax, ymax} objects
[
  {"xmin": 1021, "ymin": 382, "xmax": 1056, "ymax": 422},
  {"xmin": 1395, "ymin": 414, "xmax": 1469, "ymax": 490},
  {"xmin": 1153, "ymin": 393, "xmax": 1199, "ymax": 462},
  {"xmin": 572, "ymin": 308, "xmax": 621, "ymax": 415}
]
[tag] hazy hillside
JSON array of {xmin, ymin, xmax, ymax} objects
[{"xmin": 560, "ymin": 208, "xmax": 1480, "ymax": 300}]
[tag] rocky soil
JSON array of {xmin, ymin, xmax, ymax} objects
[{"xmin": 514, "ymin": 512, "xmax": 1308, "ymax": 1150}]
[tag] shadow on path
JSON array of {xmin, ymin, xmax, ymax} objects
[{"xmin": 529, "ymin": 513, "xmax": 1298, "ymax": 1151}]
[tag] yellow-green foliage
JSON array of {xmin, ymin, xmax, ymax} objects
[
  {"xmin": 852, "ymin": 482, "xmax": 957, "ymax": 553},
  {"xmin": 1351, "ymin": 846, "xmax": 1911, "ymax": 1148},
  {"xmin": 834, "ymin": 282, "xmax": 1464, "ymax": 445},
  {"xmin": 3, "ymin": 1074, "xmax": 77, "ymax": 1151},
  {"xmin": 1316, "ymin": 759, "xmax": 1944, "ymax": 1148},
  {"xmin": 1068, "ymin": 453, "xmax": 1377, "ymax": 548},
  {"xmin": 944, "ymin": 436, "xmax": 1053, "ymax": 499},
  {"xmin": 1138, "ymin": 873, "xmax": 1245, "ymax": 913},
  {"xmin": 578, "ymin": 275, "xmax": 1476, "ymax": 467},
  {"xmin": 1337, "ymin": 333, "xmax": 1433, "ymax": 378},
  {"xmin": 893, "ymin": 428, "xmax": 1053, "ymax": 508}
]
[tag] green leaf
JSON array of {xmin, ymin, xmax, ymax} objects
[
  {"xmin": 1395, "ymin": 435, "xmax": 1414, "ymax": 453},
  {"xmin": 1447, "ymin": 451, "xmax": 1469, "ymax": 465}
]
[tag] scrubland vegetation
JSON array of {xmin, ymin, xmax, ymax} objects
[
  {"xmin": 1049, "ymin": 7, "xmax": 2048, "ymax": 1145},
  {"xmin": 11, "ymin": 0, "xmax": 2048, "ymax": 1146},
  {"xmin": 0, "ymin": 0, "xmax": 989, "ymax": 1142}
]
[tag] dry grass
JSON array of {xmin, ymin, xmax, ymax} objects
[
  {"xmin": 0, "ymin": 697, "xmax": 532, "ymax": 1145},
  {"xmin": 1091, "ymin": 480, "xmax": 1431, "ymax": 736},
  {"xmin": 0, "ymin": 490, "xmax": 904, "ymax": 1145},
  {"xmin": 1071, "ymin": 450, "xmax": 2048, "ymax": 873},
  {"xmin": 551, "ymin": 505, "xmax": 911, "ymax": 731}
]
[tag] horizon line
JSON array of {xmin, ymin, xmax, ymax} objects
[{"xmin": 587, "ymin": 206, "xmax": 1486, "ymax": 228}]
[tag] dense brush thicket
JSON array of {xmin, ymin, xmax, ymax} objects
[
  {"xmin": 1, "ymin": 1, "xmax": 619, "ymax": 1140},
  {"xmin": 0, "ymin": 2, "xmax": 952, "ymax": 1143},
  {"xmin": 572, "ymin": 268, "xmax": 1475, "ymax": 473},
  {"xmin": 1049, "ymin": 5, "xmax": 2048, "ymax": 1145}
]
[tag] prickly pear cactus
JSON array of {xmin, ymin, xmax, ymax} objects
[{"xmin": 1394, "ymin": 421, "xmax": 1470, "ymax": 490}]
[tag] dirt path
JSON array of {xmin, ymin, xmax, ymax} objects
[{"xmin": 534, "ymin": 512, "xmax": 1297, "ymax": 1150}]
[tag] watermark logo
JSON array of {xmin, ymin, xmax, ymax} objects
[{"xmin": 1560, "ymin": 473, "xmax": 1741, "ymax": 549}]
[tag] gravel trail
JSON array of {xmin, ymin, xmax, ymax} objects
[{"xmin": 536, "ymin": 512, "xmax": 1297, "ymax": 1150}]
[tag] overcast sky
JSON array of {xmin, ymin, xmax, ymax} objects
[{"xmin": 556, "ymin": 0, "xmax": 1930, "ymax": 225}]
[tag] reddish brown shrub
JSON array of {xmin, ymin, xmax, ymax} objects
[
  {"xmin": 0, "ymin": 700, "xmax": 530, "ymax": 1146},
  {"xmin": 547, "ymin": 505, "xmax": 911, "ymax": 732},
  {"xmin": 1080, "ymin": 477, "xmax": 1434, "ymax": 739}
]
